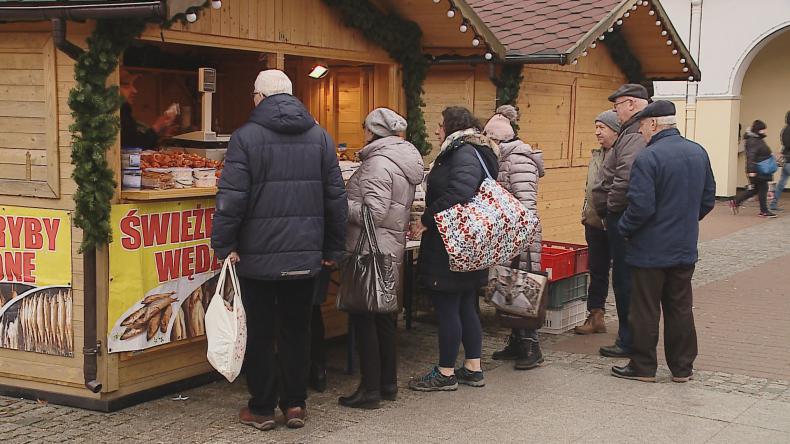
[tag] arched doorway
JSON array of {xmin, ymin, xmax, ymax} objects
[{"xmin": 734, "ymin": 25, "xmax": 790, "ymax": 189}]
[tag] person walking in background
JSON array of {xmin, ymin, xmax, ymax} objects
[
  {"xmin": 483, "ymin": 111, "xmax": 547, "ymax": 370},
  {"xmin": 338, "ymin": 108, "xmax": 424, "ymax": 409},
  {"xmin": 769, "ymin": 111, "xmax": 790, "ymax": 211},
  {"xmin": 211, "ymin": 70, "xmax": 347, "ymax": 431},
  {"xmin": 591, "ymin": 84, "xmax": 649, "ymax": 358},
  {"xmin": 731, "ymin": 120, "xmax": 777, "ymax": 218},
  {"xmin": 612, "ymin": 101, "xmax": 715, "ymax": 382},
  {"xmin": 575, "ymin": 111, "xmax": 620, "ymax": 335},
  {"xmin": 409, "ymin": 106, "xmax": 499, "ymax": 392}
]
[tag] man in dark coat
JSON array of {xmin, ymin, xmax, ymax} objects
[
  {"xmin": 611, "ymin": 100, "xmax": 716, "ymax": 383},
  {"xmin": 211, "ymin": 69, "xmax": 347, "ymax": 430},
  {"xmin": 590, "ymin": 83, "xmax": 649, "ymax": 358}
]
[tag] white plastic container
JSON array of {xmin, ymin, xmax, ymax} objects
[
  {"xmin": 121, "ymin": 148, "xmax": 142, "ymax": 169},
  {"xmin": 169, "ymin": 167, "xmax": 194, "ymax": 188},
  {"xmin": 540, "ymin": 299, "xmax": 587, "ymax": 335},
  {"xmin": 193, "ymin": 168, "xmax": 217, "ymax": 188},
  {"xmin": 122, "ymin": 168, "xmax": 141, "ymax": 189}
]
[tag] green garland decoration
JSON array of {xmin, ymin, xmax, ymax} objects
[
  {"xmin": 322, "ymin": 0, "xmax": 430, "ymax": 155},
  {"xmin": 494, "ymin": 64, "xmax": 524, "ymax": 132},
  {"xmin": 69, "ymin": 19, "xmax": 147, "ymax": 251},
  {"xmin": 602, "ymin": 28, "xmax": 653, "ymax": 95}
]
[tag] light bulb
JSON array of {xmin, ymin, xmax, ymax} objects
[
  {"xmin": 649, "ymin": 10, "xmax": 655, "ymax": 15},
  {"xmin": 186, "ymin": 12, "xmax": 197, "ymax": 22},
  {"xmin": 484, "ymin": 52, "xmax": 493, "ymax": 60},
  {"xmin": 688, "ymin": 76, "xmax": 694, "ymax": 81},
  {"xmin": 432, "ymin": 0, "xmax": 440, "ymax": 3},
  {"xmin": 211, "ymin": 0, "xmax": 222, "ymax": 9},
  {"xmin": 624, "ymin": 12, "xmax": 630, "ymax": 18},
  {"xmin": 683, "ymin": 67, "xmax": 689, "ymax": 72},
  {"xmin": 572, "ymin": 59, "xmax": 578, "ymax": 65},
  {"xmin": 447, "ymin": 9, "xmax": 455, "ymax": 18},
  {"xmin": 608, "ymin": 27, "xmax": 614, "ymax": 32},
  {"xmin": 672, "ymin": 49, "xmax": 678, "ymax": 55},
  {"xmin": 631, "ymin": 5, "xmax": 638, "ymax": 10},
  {"xmin": 590, "ymin": 42, "xmax": 597, "ymax": 48},
  {"xmin": 655, "ymin": 20, "xmax": 661, "ymax": 26},
  {"xmin": 582, "ymin": 51, "xmax": 588, "ymax": 57},
  {"xmin": 680, "ymin": 58, "xmax": 686, "ymax": 64},
  {"xmin": 460, "ymin": 23, "xmax": 468, "ymax": 32},
  {"xmin": 599, "ymin": 35, "xmax": 605, "ymax": 41},
  {"xmin": 616, "ymin": 19, "xmax": 623, "ymax": 25},
  {"xmin": 472, "ymin": 37, "xmax": 481, "ymax": 46},
  {"xmin": 666, "ymin": 40, "xmax": 673, "ymax": 46}
]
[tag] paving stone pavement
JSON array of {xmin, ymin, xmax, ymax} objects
[{"xmin": 0, "ymin": 201, "xmax": 787, "ymax": 442}]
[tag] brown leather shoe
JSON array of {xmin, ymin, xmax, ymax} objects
[
  {"xmin": 239, "ymin": 407, "xmax": 276, "ymax": 431},
  {"xmin": 574, "ymin": 308, "xmax": 607, "ymax": 335},
  {"xmin": 282, "ymin": 406, "xmax": 306, "ymax": 429}
]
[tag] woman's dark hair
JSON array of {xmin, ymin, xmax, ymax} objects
[
  {"xmin": 441, "ymin": 106, "xmax": 481, "ymax": 137},
  {"xmin": 752, "ymin": 119, "xmax": 767, "ymax": 133}
]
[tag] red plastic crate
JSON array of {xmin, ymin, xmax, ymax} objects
[
  {"xmin": 541, "ymin": 246, "xmax": 575, "ymax": 281},
  {"xmin": 540, "ymin": 241, "xmax": 590, "ymax": 282}
]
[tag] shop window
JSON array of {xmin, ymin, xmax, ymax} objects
[{"xmin": 0, "ymin": 34, "xmax": 59, "ymax": 198}]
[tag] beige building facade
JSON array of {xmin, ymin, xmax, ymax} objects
[{"xmin": 654, "ymin": 0, "xmax": 790, "ymax": 196}]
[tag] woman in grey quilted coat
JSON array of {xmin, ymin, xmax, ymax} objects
[
  {"xmin": 483, "ymin": 107, "xmax": 546, "ymax": 371},
  {"xmin": 339, "ymin": 108, "xmax": 424, "ymax": 409}
]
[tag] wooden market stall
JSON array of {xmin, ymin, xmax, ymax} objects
[
  {"xmin": 0, "ymin": 0, "xmax": 403, "ymax": 411},
  {"xmin": 0, "ymin": 0, "xmax": 700, "ymax": 411}
]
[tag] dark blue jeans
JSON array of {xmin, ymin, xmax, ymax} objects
[
  {"xmin": 584, "ymin": 224, "xmax": 611, "ymax": 311},
  {"xmin": 606, "ymin": 212, "xmax": 632, "ymax": 352}
]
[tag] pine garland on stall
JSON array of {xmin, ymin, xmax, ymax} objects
[
  {"xmin": 323, "ymin": 0, "xmax": 431, "ymax": 155},
  {"xmin": 68, "ymin": 19, "xmax": 146, "ymax": 251},
  {"xmin": 602, "ymin": 28, "xmax": 653, "ymax": 96},
  {"xmin": 494, "ymin": 64, "xmax": 524, "ymax": 132}
]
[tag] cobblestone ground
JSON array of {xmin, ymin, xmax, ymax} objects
[{"xmin": 1, "ymin": 201, "xmax": 788, "ymax": 443}]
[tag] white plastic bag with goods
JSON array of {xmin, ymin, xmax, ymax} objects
[{"xmin": 205, "ymin": 257, "xmax": 247, "ymax": 382}]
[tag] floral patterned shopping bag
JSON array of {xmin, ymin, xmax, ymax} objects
[{"xmin": 434, "ymin": 148, "xmax": 539, "ymax": 272}]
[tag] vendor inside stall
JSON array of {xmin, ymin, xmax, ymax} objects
[{"xmin": 120, "ymin": 69, "xmax": 180, "ymax": 149}]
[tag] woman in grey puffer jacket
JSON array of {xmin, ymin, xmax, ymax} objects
[
  {"xmin": 339, "ymin": 108, "xmax": 424, "ymax": 409},
  {"xmin": 483, "ymin": 108, "xmax": 546, "ymax": 371}
]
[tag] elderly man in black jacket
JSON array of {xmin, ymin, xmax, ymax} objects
[
  {"xmin": 590, "ymin": 84, "xmax": 649, "ymax": 358},
  {"xmin": 211, "ymin": 69, "xmax": 347, "ymax": 431},
  {"xmin": 612, "ymin": 101, "xmax": 715, "ymax": 383}
]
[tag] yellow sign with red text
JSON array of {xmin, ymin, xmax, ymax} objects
[
  {"xmin": 0, "ymin": 206, "xmax": 73, "ymax": 357},
  {"xmin": 108, "ymin": 200, "xmax": 221, "ymax": 353}
]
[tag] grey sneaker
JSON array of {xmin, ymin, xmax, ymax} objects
[
  {"xmin": 408, "ymin": 366, "xmax": 458, "ymax": 392},
  {"xmin": 455, "ymin": 366, "xmax": 485, "ymax": 387}
]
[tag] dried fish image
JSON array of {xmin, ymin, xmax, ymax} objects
[
  {"xmin": 0, "ymin": 283, "xmax": 34, "ymax": 309},
  {"xmin": 0, "ymin": 287, "xmax": 73, "ymax": 356},
  {"xmin": 171, "ymin": 308, "xmax": 187, "ymax": 341},
  {"xmin": 118, "ymin": 292, "xmax": 177, "ymax": 342}
]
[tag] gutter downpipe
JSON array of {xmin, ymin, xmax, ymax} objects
[
  {"xmin": 685, "ymin": 0, "xmax": 703, "ymax": 140},
  {"xmin": 0, "ymin": 2, "xmax": 166, "ymax": 394},
  {"xmin": 428, "ymin": 53, "xmax": 567, "ymax": 65}
]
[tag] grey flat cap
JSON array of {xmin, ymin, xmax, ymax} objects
[{"xmin": 608, "ymin": 83, "xmax": 650, "ymax": 102}]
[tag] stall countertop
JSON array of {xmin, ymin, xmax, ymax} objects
[{"xmin": 120, "ymin": 187, "xmax": 217, "ymax": 201}]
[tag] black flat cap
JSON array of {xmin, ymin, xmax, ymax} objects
[
  {"xmin": 634, "ymin": 100, "xmax": 676, "ymax": 119},
  {"xmin": 608, "ymin": 83, "xmax": 650, "ymax": 102}
]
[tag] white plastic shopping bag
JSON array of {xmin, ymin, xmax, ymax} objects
[{"xmin": 205, "ymin": 257, "xmax": 247, "ymax": 382}]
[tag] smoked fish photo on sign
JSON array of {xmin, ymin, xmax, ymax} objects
[
  {"xmin": 107, "ymin": 200, "xmax": 222, "ymax": 353},
  {"xmin": 0, "ymin": 207, "xmax": 74, "ymax": 357}
]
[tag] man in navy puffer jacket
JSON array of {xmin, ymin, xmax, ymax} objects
[
  {"xmin": 211, "ymin": 70, "xmax": 347, "ymax": 430},
  {"xmin": 611, "ymin": 100, "xmax": 715, "ymax": 384}
]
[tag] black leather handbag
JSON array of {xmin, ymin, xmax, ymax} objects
[{"xmin": 337, "ymin": 206, "xmax": 398, "ymax": 314}]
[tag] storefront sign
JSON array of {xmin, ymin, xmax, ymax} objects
[
  {"xmin": 108, "ymin": 200, "xmax": 221, "ymax": 353},
  {"xmin": 0, "ymin": 206, "xmax": 73, "ymax": 357}
]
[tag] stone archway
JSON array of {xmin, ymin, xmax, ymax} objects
[{"xmin": 733, "ymin": 25, "xmax": 790, "ymax": 188}]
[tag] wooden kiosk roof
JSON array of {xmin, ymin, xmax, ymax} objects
[{"xmin": 386, "ymin": 0, "xmax": 700, "ymax": 81}]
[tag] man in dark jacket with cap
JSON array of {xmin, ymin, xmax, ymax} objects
[
  {"xmin": 211, "ymin": 69, "xmax": 347, "ymax": 430},
  {"xmin": 611, "ymin": 100, "xmax": 715, "ymax": 383},
  {"xmin": 591, "ymin": 84, "xmax": 649, "ymax": 358}
]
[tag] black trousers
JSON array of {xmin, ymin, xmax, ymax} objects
[
  {"xmin": 584, "ymin": 224, "xmax": 611, "ymax": 311},
  {"xmin": 310, "ymin": 305, "xmax": 325, "ymax": 366},
  {"xmin": 429, "ymin": 289, "xmax": 482, "ymax": 368},
  {"xmin": 240, "ymin": 277, "xmax": 314, "ymax": 416},
  {"xmin": 350, "ymin": 313, "xmax": 397, "ymax": 392},
  {"xmin": 734, "ymin": 177, "xmax": 769, "ymax": 213},
  {"xmin": 629, "ymin": 265, "xmax": 698, "ymax": 377}
]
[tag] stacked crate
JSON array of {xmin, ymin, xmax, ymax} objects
[{"xmin": 539, "ymin": 241, "xmax": 590, "ymax": 334}]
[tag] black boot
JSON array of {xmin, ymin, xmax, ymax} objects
[
  {"xmin": 338, "ymin": 385, "xmax": 381, "ymax": 409},
  {"xmin": 514, "ymin": 338, "xmax": 544, "ymax": 370},
  {"xmin": 309, "ymin": 363, "xmax": 327, "ymax": 393},
  {"xmin": 380, "ymin": 383, "xmax": 398, "ymax": 401},
  {"xmin": 492, "ymin": 334, "xmax": 519, "ymax": 360}
]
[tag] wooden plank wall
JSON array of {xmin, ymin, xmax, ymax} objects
[
  {"xmin": 422, "ymin": 47, "xmax": 625, "ymax": 244},
  {"xmin": 0, "ymin": 24, "xmax": 90, "ymax": 394}
]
